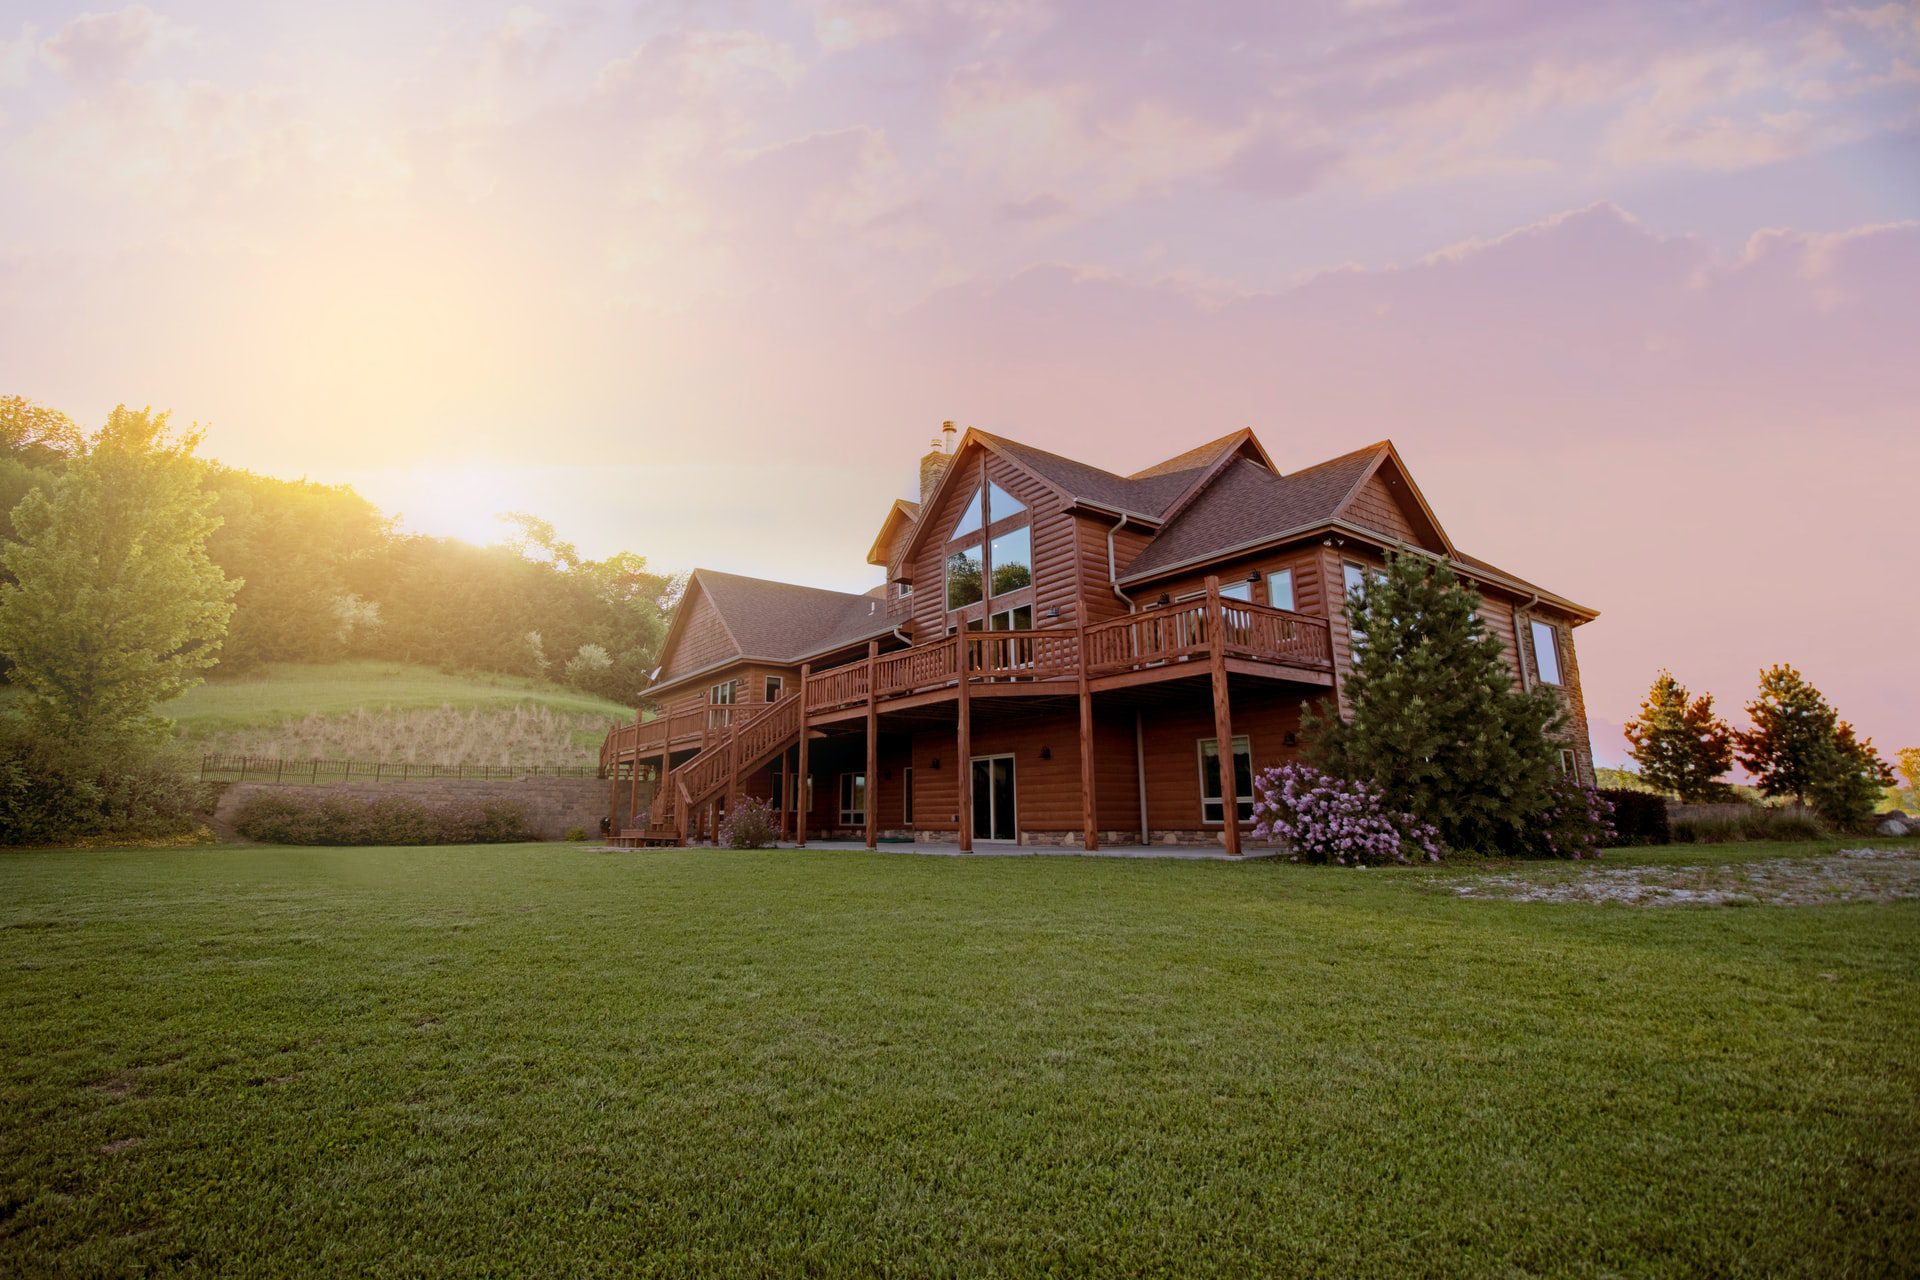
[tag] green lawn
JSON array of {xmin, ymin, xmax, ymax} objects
[
  {"xmin": 162, "ymin": 660, "xmax": 633, "ymax": 735},
  {"xmin": 2, "ymin": 842, "xmax": 1915, "ymax": 1276}
]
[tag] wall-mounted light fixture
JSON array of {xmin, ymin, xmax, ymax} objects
[
  {"xmin": 1284, "ymin": 732, "xmax": 1298, "ymax": 747},
  {"xmin": 1246, "ymin": 570, "xmax": 1260, "ymax": 583},
  {"xmin": 1157, "ymin": 593, "xmax": 1172, "ymax": 606},
  {"xmin": 930, "ymin": 758, "xmax": 941, "ymax": 770},
  {"xmin": 1039, "ymin": 746, "xmax": 1052, "ymax": 760},
  {"xmin": 1046, "ymin": 606, "xmax": 1061, "ymax": 620}
]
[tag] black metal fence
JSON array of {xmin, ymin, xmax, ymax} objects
[{"xmin": 200, "ymin": 754, "xmax": 603, "ymax": 782}]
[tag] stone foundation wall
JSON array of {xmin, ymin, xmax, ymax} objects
[{"xmin": 215, "ymin": 776, "xmax": 612, "ymax": 841}]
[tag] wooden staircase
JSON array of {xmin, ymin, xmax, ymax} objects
[{"xmin": 610, "ymin": 695, "xmax": 803, "ymax": 847}]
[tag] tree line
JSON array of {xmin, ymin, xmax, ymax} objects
[
  {"xmin": 1623, "ymin": 665, "xmax": 1902, "ymax": 827},
  {"xmin": 1, "ymin": 395, "xmax": 679, "ymax": 703}
]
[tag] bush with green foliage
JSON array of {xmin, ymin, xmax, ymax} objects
[
  {"xmin": 0, "ymin": 719, "xmax": 209, "ymax": 846},
  {"xmin": 716, "ymin": 796, "xmax": 780, "ymax": 849},
  {"xmin": 1305, "ymin": 553, "xmax": 1566, "ymax": 856},
  {"xmin": 1599, "ymin": 788, "xmax": 1671, "ymax": 846},
  {"xmin": 232, "ymin": 791, "xmax": 532, "ymax": 845},
  {"xmin": 1250, "ymin": 762, "xmax": 1441, "ymax": 865},
  {"xmin": 1669, "ymin": 809, "xmax": 1827, "ymax": 844}
]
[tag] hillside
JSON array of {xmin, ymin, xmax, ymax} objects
[{"xmin": 164, "ymin": 661, "xmax": 633, "ymax": 769}]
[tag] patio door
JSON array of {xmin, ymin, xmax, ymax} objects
[{"xmin": 971, "ymin": 755, "xmax": 1016, "ymax": 842}]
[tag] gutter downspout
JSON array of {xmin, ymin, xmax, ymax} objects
[{"xmin": 1107, "ymin": 514, "xmax": 1136, "ymax": 612}]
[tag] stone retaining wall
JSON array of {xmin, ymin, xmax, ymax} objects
[{"xmin": 214, "ymin": 776, "xmax": 612, "ymax": 841}]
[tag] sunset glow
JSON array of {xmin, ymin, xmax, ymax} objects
[{"xmin": 2, "ymin": 1, "xmax": 1916, "ymax": 764}]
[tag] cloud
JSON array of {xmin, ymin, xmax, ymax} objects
[{"xmin": 39, "ymin": 4, "xmax": 163, "ymax": 84}]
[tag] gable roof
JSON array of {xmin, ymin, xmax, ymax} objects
[
  {"xmin": 1118, "ymin": 445, "xmax": 1386, "ymax": 583},
  {"xmin": 975, "ymin": 428, "xmax": 1263, "ymax": 522},
  {"xmin": 866, "ymin": 498, "xmax": 921, "ymax": 566},
  {"xmin": 650, "ymin": 569, "xmax": 896, "ymax": 693}
]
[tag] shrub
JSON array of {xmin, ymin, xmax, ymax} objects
[
  {"xmin": 564, "ymin": 825, "xmax": 589, "ymax": 841},
  {"xmin": 232, "ymin": 791, "xmax": 532, "ymax": 845},
  {"xmin": 1518, "ymin": 777, "xmax": 1614, "ymax": 859},
  {"xmin": 1671, "ymin": 809, "xmax": 1827, "ymax": 844},
  {"xmin": 1599, "ymin": 788, "xmax": 1670, "ymax": 846},
  {"xmin": 0, "ymin": 719, "xmax": 208, "ymax": 846},
  {"xmin": 1250, "ymin": 763, "xmax": 1442, "ymax": 866},
  {"xmin": 716, "ymin": 796, "xmax": 780, "ymax": 849}
]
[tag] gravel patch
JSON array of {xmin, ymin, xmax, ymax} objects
[{"xmin": 1443, "ymin": 847, "xmax": 1920, "ymax": 907}]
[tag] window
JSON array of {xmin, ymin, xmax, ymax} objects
[
  {"xmin": 768, "ymin": 758, "xmax": 784, "ymax": 809},
  {"xmin": 708, "ymin": 679, "xmax": 737, "ymax": 727},
  {"xmin": 903, "ymin": 767, "xmax": 914, "ymax": 827},
  {"xmin": 1558, "ymin": 748, "xmax": 1578, "ymax": 779},
  {"xmin": 988, "ymin": 605, "xmax": 1034, "ymax": 630},
  {"xmin": 764, "ymin": 675, "xmax": 784, "ymax": 701},
  {"xmin": 1344, "ymin": 562, "xmax": 1382, "ymax": 646},
  {"xmin": 1530, "ymin": 620, "xmax": 1563, "ymax": 686},
  {"xmin": 1266, "ymin": 569, "xmax": 1295, "ymax": 612},
  {"xmin": 947, "ymin": 546, "xmax": 983, "ymax": 608},
  {"xmin": 1219, "ymin": 580, "xmax": 1252, "ymax": 602},
  {"xmin": 1198, "ymin": 737, "xmax": 1254, "ymax": 824},
  {"xmin": 988, "ymin": 480, "xmax": 1026, "ymax": 520},
  {"xmin": 952, "ymin": 487, "xmax": 984, "ymax": 538},
  {"xmin": 989, "ymin": 526, "xmax": 1032, "ymax": 595},
  {"xmin": 838, "ymin": 773, "xmax": 866, "ymax": 826}
]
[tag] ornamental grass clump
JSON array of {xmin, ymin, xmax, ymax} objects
[{"xmin": 1251, "ymin": 763, "xmax": 1441, "ymax": 866}]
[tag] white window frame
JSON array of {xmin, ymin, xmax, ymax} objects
[
  {"xmin": 1530, "ymin": 620, "xmax": 1564, "ymax": 686},
  {"xmin": 708, "ymin": 679, "xmax": 738, "ymax": 727},
  {"xmin": 838, "ymin": 772, "xmax": 866, "ymax": 827},
  {"xmin": 1197, "ymin": 735, "xmax": 1254, "ymax": 825},
  {"xmin": 1218, "ymin": 580, "xmax": 1252, "ymax": 602},
  {"xmin": 764, "ymin": 675, "xmax": 784, "ymax": 702},
  {"xmin": 1558, "ymin": 748, "xmax": 1578, "ymax": 779},
  {"xmin": 1266, "ymin": 569, "xmax": 1295, "ymax": 612}
]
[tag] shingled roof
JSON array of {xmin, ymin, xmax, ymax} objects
[
  {"xmin": 1117, "ymin": 445, "xmax": 1387, "ymax": 583},
  {"xmin": 977, "ymin": 429, "xmax": 1248, "ymax": 521},
  {"xmin": 686, "ymin": 569, "xmax": 895, "ymax": 663}
]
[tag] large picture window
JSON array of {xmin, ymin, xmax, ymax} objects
[
  {"xmin": 989, "ymin": 527, "xmax": 1031, "ymax": 595},
  {"xmin": 947, "ymin": 546, "xmax": 983, "ymax": 609},
  {"xmin": 1197, "ymin": 736, "xmax": 1253, "ymax": 824},
  {"xmin": 1266, "ymin": 569, "xmax": 1295, "ymax": 612}
]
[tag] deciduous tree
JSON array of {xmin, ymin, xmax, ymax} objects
[
  {"xmin": 1624, "ymin": 671, "xmax": 1734, "ymax": 800},
  {"xmin": 0, "ymin": 406, "xmax": 237, "ymax": 743}
]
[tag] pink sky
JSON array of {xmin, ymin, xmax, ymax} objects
[{"xmin": 1, "ymin": 1, "xmax": 1916, "ymax": 765}]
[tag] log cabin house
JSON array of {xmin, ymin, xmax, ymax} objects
[{"xmin": 601, "ymin": 423, "xmax": 1597, "ymax": 853}]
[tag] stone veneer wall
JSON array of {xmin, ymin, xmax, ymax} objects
[{"xmin": 214, "ymin": 776, "xmax": 612, "ymax": 841}]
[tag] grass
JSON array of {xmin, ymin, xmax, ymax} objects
[
  {"xmin": 2, "ymin": 841, "xmax": 1915, "ymax": 1276},
  {"xmin": 159, "ymin": 660, "xmax": 633, "ymax": 767}
]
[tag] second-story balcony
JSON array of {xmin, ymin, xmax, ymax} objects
[{"xmin": 604, "ymin": 597, "xmax": 1332, "ymax": 770}]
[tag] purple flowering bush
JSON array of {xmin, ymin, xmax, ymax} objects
[
  {"xmin": 1522, "ymin": 777, "xmax": 1615, "ymax": 859},
  {"xmin": 716, "ymin": 796, "xmax": 780, "ymax": 849},
  {"xmin": 1250, "ymin": 763, "xmax": 1443, "ymax": 865}
]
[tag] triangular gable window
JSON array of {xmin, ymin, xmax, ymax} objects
[
  {"xmin": 987, "ymin": 481, "xmax": 1025, "ymax": 522},
  {"xmin": 952, "ymin": 487, "xmax": 984, "ymax": 539}
]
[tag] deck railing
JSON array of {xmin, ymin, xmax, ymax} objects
[{"xmin": 606, "ymin": 590, "xmax": 1334, "ymax": 772}]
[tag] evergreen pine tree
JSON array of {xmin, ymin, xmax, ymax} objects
[
  {"xmin": 1735, "ymin": 664, "xmax": 1839, "ymax": 808},
  {"xmin": 1805, "ymin": 721, "xmax": 1895, "ymax": 828},
  {"xmin": 1305, "ymin": 552, "xmax": 1565, "ymax": 854},
  {"xmin": 1624, "ymin": 670, "xmax": 1734, "ymax": 800},
  {"xmin": 0, "ymin": 406, "xmax": 238, "ymax": 744}
]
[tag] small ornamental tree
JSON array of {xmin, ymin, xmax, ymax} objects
[
  {"xmin": 1896, "ymin": 747, "xmax": 1920, "ymax": 813},
  {"xmin": 1250, "ymin": 762, "xmax": 1440, "ymax": 865},
  {"xmin": 1305, "ymin": 553, "xmax": 1564, "ymax": 855},
  {"xmin": 1625, "ymin": 671, "xmax": 1734, "ymax": 800}
]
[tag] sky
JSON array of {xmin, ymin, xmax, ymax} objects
[{"xmin": 1, "ymin": 1, "xmax": 1917, "ymax": 766}]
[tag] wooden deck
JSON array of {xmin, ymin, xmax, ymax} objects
[{"xmin": 602, "ymin": 598, "xmax": 1332, "ymax": 768}]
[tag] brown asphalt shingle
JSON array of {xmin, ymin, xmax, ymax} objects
[
  {"xmin": 1118, "ymin": 446, "xmax": 1386, "ymax": 583},
  {"xmin": 691, "ymin": 569, "xmax": 895, "ymax": 662},
  {"xmin": 976, "ymin": 430, "xmax": 1243, "ymax": 520}
]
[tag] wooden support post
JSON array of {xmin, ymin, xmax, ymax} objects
[
  {"xmin": 796, "ymin": 663, "xmax": 811, "ymax": 848},
  {"xmin": 1135, "ymin": 709, "xmax": 1149, "ymax": 844},
  {"xmin": 1206, "ymin": 575, "xmax": 1242, "ymax": 856},
  {"xmin": 627, "ymin": 749, "xmax": 642, "ymax": 830},
  {"xmin": 865, "ymin": 640, "xmax": 880, "ymax": 851},
  {"xmin": 1076, "ymin": 619, "xmax": 1098, "ymax": 851},
  {"xmin": 607, "ymin": 759, "xmax": 622, "ymax": 835},
  {"xmin": 956, "ymin": 632, "xmax": 973, "ymax": 853}
]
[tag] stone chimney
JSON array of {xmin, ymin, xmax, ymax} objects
[{"xmin": 919, "ymin": 420, "xmax": 957, "ymax": 502}]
